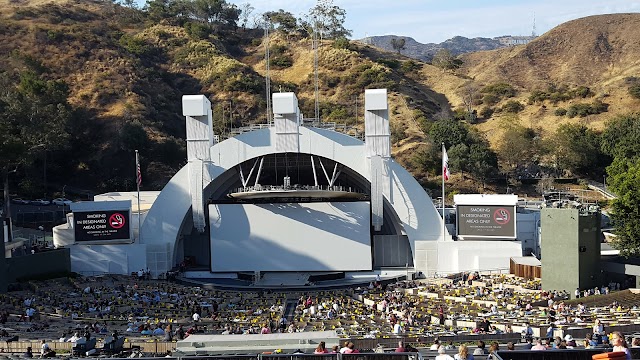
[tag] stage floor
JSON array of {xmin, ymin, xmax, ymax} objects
[{"xmin": 175, "ymin": 270, "xmax": 411, "ymax": 291}]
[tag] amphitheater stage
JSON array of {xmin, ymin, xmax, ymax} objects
[{"xmin": 176, "ymin": 269, "xmax": 412, "ymax": 291}]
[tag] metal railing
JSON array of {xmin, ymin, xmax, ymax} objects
[
  {"xmin": 230, "ymin": 185, "xmax": 366, "ymax": 195},
  {"xmin": 223, "ymin": 122, "xmax": 364, "ymax": 141}
]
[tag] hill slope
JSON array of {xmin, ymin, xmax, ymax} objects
[
  {"xmin": 1, "ymin": 2, "xmax": 640, "ymax": 196},
  {"xmin": 450, "ymin": 13, "xmax": 640, "ymax": 142},
  {"xmin": 462, "ymin": 14, "xmax": 640, "ymax": 88}
]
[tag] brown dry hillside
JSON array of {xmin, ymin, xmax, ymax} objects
[
  {"xmin": 2, "ymin": 1, "xmax": 640, "ymax": 195},
  {"xmin": 431, "ymin": 13, "xmax": 640, "ymax": 146},
  {"xmin": 461, "ymin": 14, "xmax": 640, "ymax": 89}
]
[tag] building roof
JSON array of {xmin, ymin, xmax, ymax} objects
[{"xmin": 510, "ymin": 256, "xmax": 541, "ymax": 266}]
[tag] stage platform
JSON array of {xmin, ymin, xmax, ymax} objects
[{"xmin": 175, "ymin": 269, "xmax": 413, "ymax": 291}]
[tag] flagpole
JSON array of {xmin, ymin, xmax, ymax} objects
[
  {"xmin": 135, "ymin": 150, "xmax": 141, "ymax": 243},
  {"xmin": 442, "ymin": 142, "xmax": 445, "ymax": 241}
]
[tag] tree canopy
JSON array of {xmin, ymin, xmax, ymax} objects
[
  {"xmin": 603, "ymin": 113, "xmax": 640, "ymax": 257},
  {"xmin": 608, "ymin": 158, "xmax": 640, "ymax": 257},
  {"xmin": 425, "ymin": 119, "xmax": 497, "ymax": 180},
  {"xmin": 304, "ymin": 0, "xmax": 351, "ymax": 39},
  {"xmin": 432, "ymin": 49, "xmax": 463, "ymax": 71},
  {"xmin": 145, "ymin": 0, "xmax": 240, "ymax": 30},
  {"xmin": 263, "ymin": 9, "xmax": 298, "ymax": 34},
  {"xmin": 551, "ymin": 123, "xmax": 606, "ymax": 176},
  {"xmin": 0, "ymin": 70, "xmax": 73, "ymax": 200}
]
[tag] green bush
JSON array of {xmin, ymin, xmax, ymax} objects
[
  {"xmin": 530, "ymin": 84, "xmax": 594, "ymax": 105},
  {"xmin": 572, "ymin": 86, "xmax": 593, "ymax": 98},
  {"xmin": 501, "ymin": 100, "xmax": 524, "ymax": 113},
  {"xmin": 629, "ymin": 84, "xmax": 640, "ymax": 99},
  {"xmin": 453, "ymin": 108, "xmax": 468, "ymax": 121},
  {"xmin": 346, "ymin": 63, "xmax": 393, "ymax": 90},
  {"xmin": 332, "ymin": 37, "xmax": 351, "ymax": 50},
  {"xmin": 119, "ymin": 34, "xmax": 151, "ymax": 56},
  {"xmin": 400, "ymin": 60, "xmax": 420, "ymax": 73},
  {"xmin": 528, "ymin": 90, "xmax": 549, "ymax": 104},
  {"xmin": 227, "ymin": 75, "xmax": 262, "ymax": 94},
  {"xmin": 479, "ymin": 106, "xmax": 494, "ymax": 119},
  {"xmin": 481, "ymin": 93, "xmax": 499, "ymax": 106},
  {"xmin": 47, "ymin": 29, "xmax": 64, "ymax": 42},
  {"xmin": 390, "ymin": 121, "xmax": 407, "ymax": 144},
  {"xmin": 269, "ymin": 55, "xmax": 293, "ymax": 68},
  {"xmin": 184, "ymin": 22, "xmax": 211, "ymax": 40},
  {"xmin": 481, "ymin": 83, "xmax": 516, "ymax": 98},
  {"xmin": 554, "ymin": 108, "xmax": 567, "ymax": 116},
  {"xmin": 566, "ymin": 101, "xmax": 608, "ymax": 118},
  {"xmin": 376, "ymin": 58, "xmax": 400, "ymax": 69},
  {"xmin": 271, "ymin": 44, "xmax": 288, "ymax": 55}
]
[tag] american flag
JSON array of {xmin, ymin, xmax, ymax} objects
[{"xmin": 136, "ymin": 152, "xmax": 142, "ymax": 189}]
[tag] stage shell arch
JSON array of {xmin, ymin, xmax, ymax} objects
[{"xmin": 140, "ymin": 126, "xmax": 444, "ymax": 277}]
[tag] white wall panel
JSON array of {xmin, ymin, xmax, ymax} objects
[
  {"xmin": 70, "ymin": 244, "xmax": 147, "ymax": 275},
  {"xmin": 209, "ymin": 202, "xmax": 371, "ymax": 272},
  {"xmin": 436, "ymin": 241, "xmax": 521, "ymax": 275}
]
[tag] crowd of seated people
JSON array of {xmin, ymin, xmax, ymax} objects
[{"xmin": 1, "ymin": 271, "xmax": 640, "ymax": 357}]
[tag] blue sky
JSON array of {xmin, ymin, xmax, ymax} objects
[{"xmin": 225, "ymin": 0, "xmax": 640, "ymax": 43}]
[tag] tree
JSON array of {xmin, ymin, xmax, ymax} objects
[
  {"xmin": 447, "ymin": 143, "xmax": 470, "ymax": 177},
  {"xmin": 410, "ymin": 143, "xmax": 440, "ymax": 176},
  {"xmin": 432, "ymin": 49, "xmax": 462, "ymax": 71},
  {"xmin": 608, "ymin": 158, "xmax": 640, "ymax": 257},
  {"xmin": 427, "ymin": 118, "xmax": 498, "ymax": 181},
  {"xmin": 305, "ymin": 0, "xmax": 351, "ymax": 39},
  {"xmin": 497, "ymin": 125, "xmax": 541, "ymax": 173},
  {"xmin": 458, "ymin": 81, "xmax": 478, "ymax": 123},
  {"xmin": 238, "ymin": 3, "xmax": 253, "ymax": 29},
  {"xmin": 601, "ymin": 114, "xmax": 640, "ymax": 257},
  {"xmin": 120, "ymin": 0, "xmax": 137, "ymax": 9},
  {"xmin": 191, "ymin": 0, "xmax": 240, "ymax": 30},
  {"xmin": 120, "ymin": 121, "xmax": 150, "ymax": 152},
  {"xmin": 390, "ymin": 37, "xmax": 406, "ymax": 54},
  {"xmin": 263, "ymin": 9, "xmax": 298, "ymax": 34},
  {"xmin": 144, "ymin": 0, "xmax": 186, "ymax": 23},
  {"xmin": 467, "ymin": 141, "xmax": 498, "ymax": 183},
  {"xmin": 601, "ymin": 113, "xmax": 640, "ymax": 160},
  {"xmin": 552, "ymin": 123, "xmax": 606, "ymax": 176},
  {"xmin": 428, "ymin": 118, "xmax": 469, "ymax": 149},
  {"xmin": 0, "ymin": 71, "xmax": 72, "ymax": 235}
]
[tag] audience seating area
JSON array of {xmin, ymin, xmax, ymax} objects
[{"xmin": 0, "ymin": 272, "xmax": 640, "ymax": 356}]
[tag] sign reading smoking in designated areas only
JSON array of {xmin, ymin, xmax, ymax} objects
[
  {"xmin": 74, "ymin": 210, "xmax": 131, "ymax": 242},
  {"xmin": 456, "ymin": 205, "xmax": 516, "ymax": 238}
]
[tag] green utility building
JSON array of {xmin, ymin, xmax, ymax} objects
[{"xmin": 541, "ymin": 208, "xmax": 602, "ymax": 298}]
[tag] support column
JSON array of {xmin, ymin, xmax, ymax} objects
[
  {"xmin": 182, "ymin": 95, "xmax": 215, "ymax": 233},
  {"xmin": 365, "ymin": 89, "xmax": 390, "ymax": 231},
  {"xmin": 273, "ymin": 92, "xmax": 301, "ymax": 153}
]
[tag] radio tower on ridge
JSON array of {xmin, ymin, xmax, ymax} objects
[{"xmin": 532, "ymin": 13, "xmax": 537, "ymax": 37}]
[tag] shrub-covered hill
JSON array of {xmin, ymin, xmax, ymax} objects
[
  {"xmin": 2, "ymin": 0, "xmax": 640, "ymax": 198},
  {"xmin": 0, "ymin": 0, "xmax": 448, "ymax": 195}
]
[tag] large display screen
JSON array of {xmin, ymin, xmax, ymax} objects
[
  {"xmin": 456, "ymin": 205, "xmax": 516, "ymax": 238},
  {"xmin": 209, "ymin": 202, "xmax": 372, "ymax": 272},
  {"xmin": 74, "ymin": 210, "xmax": 131, "ymax": 242}
]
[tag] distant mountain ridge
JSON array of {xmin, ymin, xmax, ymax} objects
[{"xmin": 360, "ymin": 35, "xmax": 534, "ymax": 61}]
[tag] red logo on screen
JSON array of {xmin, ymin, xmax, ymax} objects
[{"xmin": 109, "ymin": 213, "xmax": 126, "ymax": 229}]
